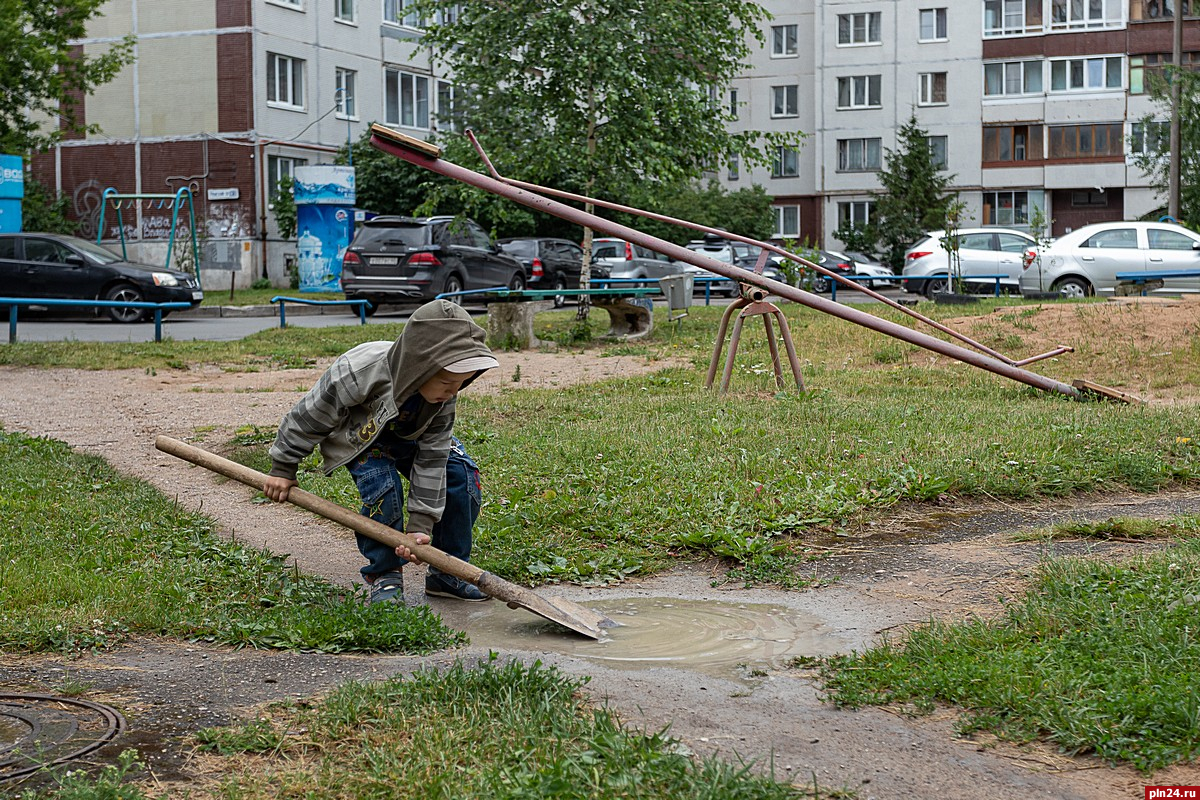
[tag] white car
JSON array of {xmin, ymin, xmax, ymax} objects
[
  {"xmin": 837, "ymin": 250, "xmax": 897, "ymax": 288},
  {"xmin": 901, "ymin": 228, "xmax": 1034, "ymax": 297},
  {"xmin": 1019, "ymin": 221, "xmax": 1200, "ymax": 298}
]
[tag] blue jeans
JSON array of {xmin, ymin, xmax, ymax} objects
[{"xmin": 345, "ymin": 436, "xmax": 481, "ymax": 579}]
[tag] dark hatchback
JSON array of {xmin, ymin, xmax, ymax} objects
[
  {"xmin": 497, "ymin": 237, "xmax": 607, "ymax": 308},
  {"xmin": 341, "ymin": 216, "xmax": 526, "ymax": 311},
  {"xmin": 0, "ymin": 232, "xmax": 203, "ymax": 322}
]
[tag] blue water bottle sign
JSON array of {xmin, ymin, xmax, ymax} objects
[
  {"xmin": 0, "ymin": 154, "xmax": 24, "ymax": 234},
  {"xmin": 293, "ymin": 165, "xmax": 356, "ymax": 292}
]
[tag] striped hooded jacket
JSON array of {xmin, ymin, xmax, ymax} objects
[{"xmin": 268, "ymin": 300, "xmax": 494, "ymax": 534}]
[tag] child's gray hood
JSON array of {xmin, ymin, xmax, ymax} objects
[{"xmin": 387, "ymin": 299, "xmax": 495, "ymax": 400}]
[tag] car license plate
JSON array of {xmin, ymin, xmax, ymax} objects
[
  {"xmin": 370, "ymin": 256, "xmax": 399, "ymax": 266},
  {"xmin": 192, "ymin": 291, "xmax": 204, "ymax": 300}
]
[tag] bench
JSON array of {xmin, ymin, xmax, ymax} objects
[
  {"xmin": 270, "ymin": 296, "xmax": 372, "ymax": 327},
  {"xmin": 1114, "ymin": 269, "xmax": 1200, "ymax": 297},
  {"xmin": 435, "ymin": 286, "xmax": 663, "ymax": 348},
  {"xmin": 0, "ymin": 297, "xmax": 193, "ymax": 343}
]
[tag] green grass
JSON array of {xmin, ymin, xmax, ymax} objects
[
  {"xmin": 1014, "ymin": 514, "xmax": 1200, "ymax": 542},
  {"xmin": 815, "ymin": 533, "xmax": 1200, "ymax": 772},
  {"xmin": 199, "ymin": 287, "xmax": 345, "ymax": 307},
  {"xmin": 193, "ymin": 656, "xmax": 806, "ymax": 800},
  {"xmin": 0, "ymin": 429, "xmax": 462, "ymax": 655}
]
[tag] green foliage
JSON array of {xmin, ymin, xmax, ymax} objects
[
  {"xmin": 201, "ymin": 656, "xmax": 805, "ymax": 799},
  {"xmin": 410, "ymin": 0, "xmax": 802, "ymax": 235},
  {"xmin": 335, "ymin": 129, "xmax": 454, "ymax": 218},
  {"xmin": 873, "ymin": 115, "xmax": 955, "ymax": 268},
  {"xmin": 0, "ymin": 1, "xmax": 135, "ymax": 154},
  {"xmin": 1132, "ymin": 69, "xmax": 1200, "ymax": 229},
  {"xmin": 20, "ymin": 176, "xmax": 78, "ymax": 234},
  {"xmin": 832, "ymin": 222, "xmax": 878, "ymax": 258},
  {"xmin": 636, "ymin": 181, "xmax": 775, "ymax": 245},
  {"xmin": 15, "ymin": 749, "xmax": 148, "ymax": 800},
  {"xmin": 0, "ymin": 429, "xmax": 463, "ymax": 655},
  {"xmin": 818, "ymin": 536, "xmax": 1200, "ymax": 771},
  {"xmin": 270, "ymin": 175, "xmax": 297, "ymax": 240}
]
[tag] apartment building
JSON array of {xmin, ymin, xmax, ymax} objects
[
  {"xmin": 724, "ymin": 0, "xmax": 1200, "ymax": 247},
  {"xmin": 31, "ymin": 0, "xmax": 449, "ymax": 287}
]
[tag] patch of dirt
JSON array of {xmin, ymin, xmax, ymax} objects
[{"xmin": 1, "ymin": 349, "xmax": 1199, "ymax": 799}]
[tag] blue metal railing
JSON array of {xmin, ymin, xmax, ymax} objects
[
  {"xmin": 0, "ymin": 298, "xmax": 192, "ymax": 343},
  {"xmin": 270, "ymin": 296, "xmax": 372, "ymax": 328},
  {"xmin": 893, "ymin": 273, "xmax": 1011, "ymax": 301}
]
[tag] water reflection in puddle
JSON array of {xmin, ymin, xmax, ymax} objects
[{"xmin": 435, "ymin": 596, "xmax": 849, "ymax": 683}]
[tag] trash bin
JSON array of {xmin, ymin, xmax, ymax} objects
[{"xmin": 658, "ymin": 274, "xmax": 695, "ymax": 319}]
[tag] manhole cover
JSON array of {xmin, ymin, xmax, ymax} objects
[{"xmin": 0, "ymin": 694, "xmax": 125, "ymax": 782}]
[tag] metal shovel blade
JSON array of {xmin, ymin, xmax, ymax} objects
[{"xmin": 155, "ymin": 436, "xmax": 614, "ymax": 640}]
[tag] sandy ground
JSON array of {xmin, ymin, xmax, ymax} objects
[{"xmin": 2, "ymin": 310, "xmax": 1199, "ymax": 798}]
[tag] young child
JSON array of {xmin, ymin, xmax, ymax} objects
[{"xmin": 262, "ymin": 299, "xmax": 498, "ymax": 604}]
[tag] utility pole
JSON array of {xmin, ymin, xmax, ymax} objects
[{"xmin": 1169, "ymin": 0, "xmax": 1184, "ymax": 219}]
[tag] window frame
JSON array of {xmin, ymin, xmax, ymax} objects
[
  {"xmin": 267, "ymin": 155, "xmax": 308, "ymax": 197},
  {"xmin": 267, "ymin": 52, "xmax": 306, "ymax": 110},
  {"xmin": 771, "ymin": 146, "xmax": 799, "ymax": 178},
  {"xmin": 836, "ymin": 75, "xmax": 882, "ymax": 110},
  {"xmin": 334, "ymin": 0, "xmax": 355, "ymax": 24},
  {"xmin": 384, "ymin": 67, "xmax": 431, "ymax": 130},
  {"xmin": 837, "ymin": 12, "xmax": 882, "ymax": 46},
  {"xmin": 335, "ymin": 67, "xmax": 357, "ymax": 120},
  {"xmin": 1049, "ymin": 56, "xmax": 1124, "ymax": 93},
  {"xmin": 771, "ymin": 85, "xmax": 799, "ymax": 118},
  {"xmin": 838, "ymin": 200, "xmax": 875, "ymax": 228},
  {"xmin": 983, "ymin": 59, "xmax": 1044, "ymax": 97},
  {"xmin": 837, "ymin": 138, "xmax": 883, "ymax": 172},
  {"xmin": 926, "ymin": 135, "xmax": 948, "ymax": 170},
  {"xmin": 982, "ymin": 124, "xmax": 1044, "ymax": 163},
  {"xmin": 983, "ymin": 0, "xmax": 1042, "ymax": 37},
  {"xmin": 1049, "ymin": 0, "xmax": 1121, "ymax": 30},
  {"xmin": 1130, "ymin": 120, "xmax": 1170, "ymax": 156},
  {"xmin": 383, "ymin": 0, "xmax": 421, "ymax": 28},
  {"xmin": 771, "ymin": 24, "xmax": 799, "ymax": 57},
  {"xmin": 918, "ymin": 71, "xmax": 948, "ymax": 105},
  {"xmin": 774, "ymin": 206, "xmax": 800, "ymax": 238},
  {"xmin": 1047, "ymin": 123, "xmax": 1125, "ymax": 159},
  {"xmin": 918, "ymin": 8, "xmax": 948, "ymax": 42}
]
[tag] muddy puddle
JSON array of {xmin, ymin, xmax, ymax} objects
[{"xmin": 432, "ymin": 596, "xmax": 852, "ymax": 683}]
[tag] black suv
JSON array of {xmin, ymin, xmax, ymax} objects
[
  {"xmin": 0, "ymin": 232, "xmax": 202, "ymax": 322},
  {"xmin": 341, "ymin": 216, "xmax": 526, "ymax": 311},
  {"xmin": 498, "ymin": 237, "xmax": 609, "ymax": 308}
]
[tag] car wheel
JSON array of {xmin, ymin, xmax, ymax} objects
[
  {"xmin": 812, "ymin": 276, "xmax": 829, "ymax": 293},
  {"xmin": 552, "ymin": 276, "xmax": 567, "ymax": 308},
  {"xmin": 508, "ymin": 272, "xmax": 526, "ymax": 291},
  {"xmin": 360, "ymin": 301, "xmax": 378, "ymax": 317},
  {"xmin": 923, "ymin": 278, "xmax": 948, "ymax": 298},
  {"xmin": 1053, "ymin": 277, "xmax": 1092, "ymax": 299},
  {"xmin": 105, "ymin": 283, "xmax": 146, "ymax": 323},
  {"xmin": 443, "ymin": 275, "xmax": 464, "ymax": 304}
]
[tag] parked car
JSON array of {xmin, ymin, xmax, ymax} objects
[
  {"xmin": 591, "ymin": 237, "xmax": 682, "ymax": 281},
  {"xmin": 841, "ymin": 250, "xmax": 898, "ymax": 288},
  {"xmin": 901, "ymin": 228, "xmax": 1034, "ymax": 297},
  {"xmin": 340, "ymin": 216, "xmax": 526, "ymax": 311},
  {"xmin": 798, "ymin": 250, "xmax": 856, "ymax": 293},
  {"xmin": 0, "ymin": 232, "xmax": 202, "ymax": 323},
  {"xmin": 1019, "ymin": 220, "xmax": 1200, "ymax": 298},
  {"xmin": 681, "ymin": 235, "xmax": 790, "ymax": 296},
  {"xmin": 498, "ymin": 237, "xmax": 599, "ymax": 308}
]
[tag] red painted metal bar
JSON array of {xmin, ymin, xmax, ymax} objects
[
  {"xmin": 462, "ymin": 132, "xmax": 1068, "ymax": 369},
  {"xmin": 368, "ymin": 127, "xmax": 1081, "ymax": 399}
]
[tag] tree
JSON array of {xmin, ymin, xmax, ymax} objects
[
  {"xmin": 1133, "ymin": 69, "xmax": 1200, "ymax": 229},
  {"xmin": 635, "ymin": 181, "xmax": 775, "ymax": 246},
  {"xmin": 0, "ymin": 0, "xmax": 134, "ymax": 155},
  {"xmin": 411, "ymin": 0, "xmax": 801, "ymax": 317},
  {"xmin": 872, "ymin": 115, "xmax": 955, "ymax": 268},
  {"xmin": 21, "ymin": 177, "xmax": 77, "ymax": 234}
]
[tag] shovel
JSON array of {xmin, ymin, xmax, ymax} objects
[{"xmin": 155, "ymin": 436, "xmax": 614, "ymax": 640}]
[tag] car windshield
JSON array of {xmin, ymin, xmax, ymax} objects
[
  {"xmin": 66, "ymin": 237, "xmax": 124, "ymax": 265},
  {"xmin": 354, "ymin": 223, "xmax": 428, "ymax": 249},
  {"xmin": 499, "ymin": 240, "xmax": 537, "ymax": 258}
]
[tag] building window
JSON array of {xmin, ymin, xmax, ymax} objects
[
  {"xmin": 267, "ymin": 0, "xmax": 303, "ymax": 8},
  {"xmin": 837, "ymin": 138, "xmax": 882, "ymax": 171},
  {"xmin": 1072, "ymin": 190, "xmax": 1110, "ymax": 207},
  {"xmin": 335, "ymin": 68, "xmax": 357, "ymax": 119},
  {"xmin": 1130, "ymin": 120, "xmax": 1170, "ymax": 155},
  {"xmin": 728, "ymin": 154, "xmax": 740, "ymax": 181},
  {"xmin": 926, "ymin": 135, "xmax": 948, "ymax": 169},
  {"xmin": 436, "ymin": 80, "xmax": 457, "ymax": 132},
  {"xmin": 1048, "ymin": 123, "xmax": 1124, "ymax": 158},
  {"xmin": 771, "ymin": 24, "xmax": 798, "ymax": 57},
  {"xmin": 838, "ymin": 201, "xmax": 875, "ymax": 228},
  {"xmin": 919, "ymin": 8, "xmax": 947, "ymax": 40},
  {"xmin": 334, "ymin": 0, "xmax": 355, "ymax": 23},
  {"xmin": 983, "ymin": 60, "xmax": 1043, "ymax": 96},
  {"xmin": 771, "ymin": 85, "xmax": 799, "ymax": 117},
  {"xmin": 837, "ymin": 12, "xmax": 881, "ymax": 45},
  {"xmin": 1129, "ymin": 53, "xmax": 1200, "ymax": 94},
  {"xmin": 383, "ymin": 0, "xmax": 421, "ymax": 27},
  {"xmin": 983, "ymin": 0, "xmax": 1042, "ymax": 36},
  {"xmin": 385, "ymin": 68, "xmax": 430, "ymax": 129},
  {"xmin": 772, "ymin": 146, "xmax": 799, "ymax": 178},
  {"xmin": 837, "ymin": 75, "xmax": 882, "ymax": 109},
  {"xmin": 729, "ymin": 88, "xmax": 739, "ymax": 118},
  {"xmin": 983, "ymin": 124, "xmax": 1043, "ymax": 162},
  {"xmin": 1049, "ymin": 57, "xmax": 1123, "ymax": 91},
  {"xmin": 267, "ymin": 53, "xmax": 305, "ymax": 109},
  {"xmin": 1050, "ymin": 0, "xmax": 1120, "ymax": 29},
  {"xmin": 919, "ymin": 72, "xmax": 947, "ymax": 105},
  {"xmin": 267, "ymin": 155, "xmax": 307, "ymax": 196},
  {"xmin": 436, "ymin": 4, "xmax": 460, "ymax": 24},
  {"xmin": 774, "ymin": 206, "xmax": 800, "ymax": 238},
  {"xmin": 982, "ymin": 191, "xmax": 1030, "ymax": 226}
]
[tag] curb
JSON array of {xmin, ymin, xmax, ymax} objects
[{"xmin": 174, "ymin": 304, "xmax": 365, "ymax": 320}]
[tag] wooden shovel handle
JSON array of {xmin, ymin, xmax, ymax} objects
[{"xmin": 154, "ymin": 435, "xmax": 485, "ymax": 584}]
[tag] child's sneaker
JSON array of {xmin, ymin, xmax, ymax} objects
[
  {"xmin": 425, "ymin": 573, "xmax": 489, "ymax": 602},
  {"xmin": 368, "ymin": 570, "xmax": 404, "ymax": 604}
]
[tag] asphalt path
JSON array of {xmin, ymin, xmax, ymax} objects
[{"xmin": 5, "ymin": 288, "xmax": 905, "ymax": 344}]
